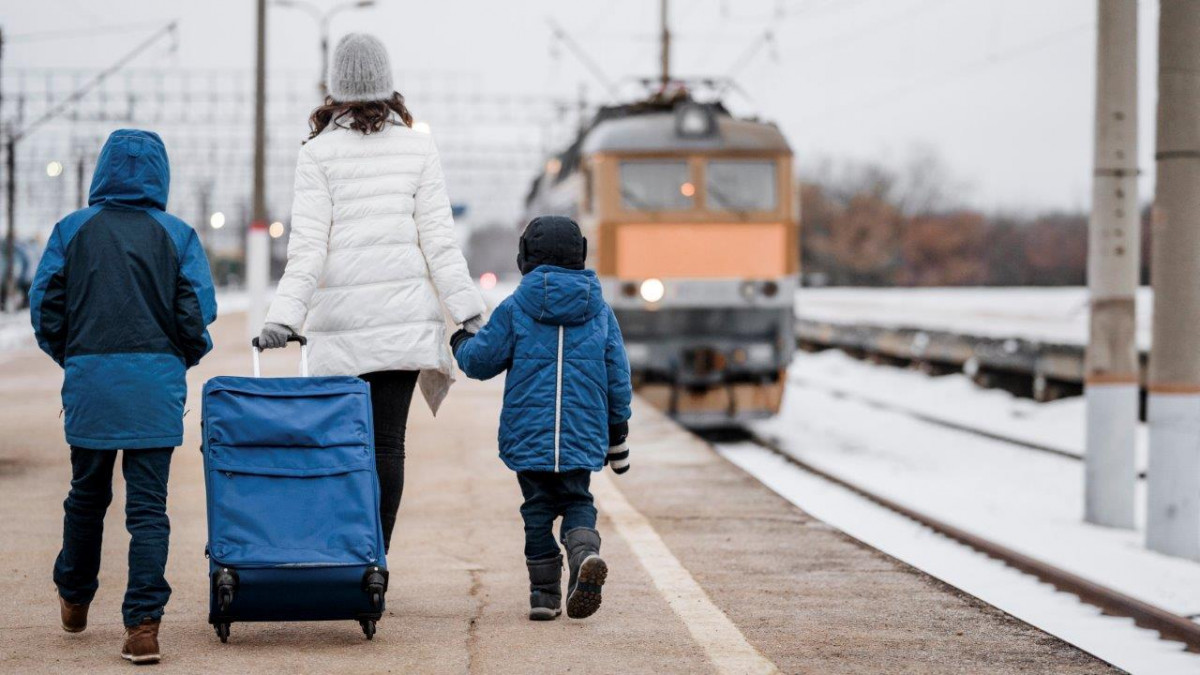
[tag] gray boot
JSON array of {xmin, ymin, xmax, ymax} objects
[
  {"xmin": 564, "ymin": 528, "xmax": 607, "ymax": 619},
  {"xmin": 526, "ymin": 555, "xmax": 563, "ymax": 621}
]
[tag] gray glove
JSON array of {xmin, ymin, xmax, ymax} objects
[
  {"xmin": 463, "ymin": 315, "xmax": 485, "ymax": 333},
  {"xmin": 257, "ymin": 322, "xmax": 292, "ymax": 349}
]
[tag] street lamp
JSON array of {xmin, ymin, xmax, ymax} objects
[{"xmin": 273, "ymin": 0, "xmax": 378, "ymax": 97}]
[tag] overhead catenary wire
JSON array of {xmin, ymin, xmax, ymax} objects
[{"xmin": 11, "ymin": 21, "xmax": 178, "ymax": 142}]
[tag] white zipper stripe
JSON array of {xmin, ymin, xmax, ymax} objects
[{"xmin": 554, "ymin": 325, "xmax": 564, "ymax": 473}]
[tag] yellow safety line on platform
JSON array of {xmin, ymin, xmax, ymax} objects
[{"xmin": 592, "ymin": 472, "xmax": 779, "ymax": 675}]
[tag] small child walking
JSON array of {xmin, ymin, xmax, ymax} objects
[
  {"xmin": 451, "ymin": 215, "xmax": 632, "ymax": 620},
  {"xmin": 29, "ymin": 129, "xmax": 216, "ymax": 664}
]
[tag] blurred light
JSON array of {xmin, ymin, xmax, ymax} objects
[
  {"xmin": 680, "ymin": 181, "xmax": 695, "ymax": 197},
  {"xmin": 210, "ymin": 212, "xmax": 226, "ymax": 229},
  {"xmin": 676, "ymin": 104, "xmax": 716, "ymax": 137},
  {"xmin": 546, "ymin": 158, "xmax": 562, "ymax": 175},
  {"xmin": 740, "ymin": 280, "xmax": 758, "ymax": 300},
  {"xmin": 268, "ymin": 221, "xmax": 285, "ymax": 238},
  {"xmin": 746, "ymin": 344, "xmax": 774, "ymax": 365},
  {"xmin": 356, "ymin": 0, "xmax": 376, "ymax": 6},
  {"xmin": 46, "ymin": 161, "xmax": 63, "ymax": 178},
  {"xmin": 640, "ymin": 278, "xmax": 665, "ymax": 303},
  {"xmin": 412, "ymin": 121, "xmax": 431, "ymax": 134},
  {"xmin": 479, "ymin": 272, "xmax": 498, "ymax": 290}
]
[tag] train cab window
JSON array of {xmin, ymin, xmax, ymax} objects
[
  {"xmin": 706, "ymin": 160, "xmax": 778, "ymax": 212},
  {"xmin": 619, "ymin": 160, "xmax": 693, "ymax": 211}
]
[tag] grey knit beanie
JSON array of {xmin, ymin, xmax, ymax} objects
[{"xmin": 329, "ymin": 33, "xmax": 394, "ymax": 103}]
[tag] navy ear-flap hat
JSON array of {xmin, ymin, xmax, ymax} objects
[{"xmin": 517, "ymin": 215, "xmax": 588, "ymax": 275}]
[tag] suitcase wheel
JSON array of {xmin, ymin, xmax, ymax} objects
[
  {"xmin": 217, "ymin": 585, "xmax": 234, "ymax": 612},
  {"xmin": 360, "ymin": 619, "xmax": 376, "ymax": 640},
  {"xmin": 215, "ymin": 622, "xmax": 230, "ymax": 643},
  {"xmin": 214, "ymin": 568, "xmax": 238, "ymax": 612}
]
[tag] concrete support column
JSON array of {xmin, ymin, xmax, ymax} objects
[
  {"xmin": 1147, "ymin": 0, "xmax": 1200, "ymax": 560},
  {"xmin": 1084, "ymin": 0, "xmax": 1139, "ymax": 529}
]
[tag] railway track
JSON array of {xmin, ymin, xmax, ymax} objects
[
  {"xmin": 738, "ymin": 431, "xmax": 1200, "ymax": 653},
  {"xmin": 786, "ymin": 374, "xmax": 1150, "ymax": 479},
  {"xmin": 788, "ymin": 375, "xmax": 1080, "ymax": 460}
]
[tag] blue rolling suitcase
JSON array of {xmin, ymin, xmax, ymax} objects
[{"xmin": 201, "ymin": 336, "xmax": 388, "ymax": 642}]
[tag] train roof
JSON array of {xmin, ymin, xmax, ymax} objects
[
  {"xmin": 581, "ymin": 111, "xmax": 791, "ymax": 154},
  {"xmin": 525, "ymin": 93, "xmax": 790, "ymax": 206}
]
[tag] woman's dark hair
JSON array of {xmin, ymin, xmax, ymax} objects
[{"xmin": 307, "ymin": 92, "xmax": 413, "ymax": 140}]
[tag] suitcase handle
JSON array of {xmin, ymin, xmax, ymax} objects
[{"xmin": 250, "ymin": 335, "xmax": 309, "ymax": 378}]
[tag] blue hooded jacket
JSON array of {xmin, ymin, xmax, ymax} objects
[
  {"xmin": 29, "ymin": 129, "xmax": 217, "ymax": 450},
  {"xmin": 454, "ymin": 266, "xmax": 632, "ymax": 473}
]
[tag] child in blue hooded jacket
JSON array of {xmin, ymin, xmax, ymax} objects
[
  {"xmin": 29, "ymin": 129, "xmax": 216, "ymax": 663},
  {"xmin": 451, "ymin": 215, "xmax": 631, "ymax": 621}
]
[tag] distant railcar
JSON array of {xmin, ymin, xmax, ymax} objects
[{"xmin": 524, "ymin": 92, "xmax": 798, "ymax": 427}]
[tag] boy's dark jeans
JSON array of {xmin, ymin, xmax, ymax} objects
[
  {"xmin": 53, "ymin": 446, "xmax": 173, "ymax": 628},
  {"xmin": 517, "ymin": 470, "xmax": 597, "ymax": 560}
]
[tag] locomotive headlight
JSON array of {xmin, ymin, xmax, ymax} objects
[
  {"xmin": 640, "ymin": 278, "xmax": 665, "ymax": 303},
  {"xmin": 746, "ymin": 344, "xmax": 775, "ymax": 365}
]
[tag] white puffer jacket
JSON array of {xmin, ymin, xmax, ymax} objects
[{"xmin": 266, "ymin": 121, "xmax": 485, "ymax": 413}]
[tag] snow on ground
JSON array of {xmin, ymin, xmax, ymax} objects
[
  {"xmin": 790, "ymin": 348, "xmax": 1148, "ymax": 469},
  {"xmin": 719, "ymin": 442, "xmax": 1200, "ymax": 674},
  {"xmin": 751, "ymin": 351, "xmax": 1200, "ymax": 621},
  {"xmin": 796, "ymin": 286, "xmax": 1153, "ymax": 350}
]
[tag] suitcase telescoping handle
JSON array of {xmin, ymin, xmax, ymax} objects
[{"xmin": 250, "ymin": 335, "xmax": 309, "ymax": 377}]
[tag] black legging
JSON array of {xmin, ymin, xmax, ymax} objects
[{"xmin": 359, "ymin": 370, "xmax": 418, "ymax": 553}]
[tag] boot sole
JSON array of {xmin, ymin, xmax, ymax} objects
[
  {"xmin": 528, "ymin": 607, "xmax": 561, "ymax": 621},
  {"xmin": 61, "ymin": 623, "xmax": 85, "ymax": 633},
  {"xmin": 121, "ymin": 653, "xmax": 161, "ymax": 665},
  {"xmin": 567, "ymin": 555, "xmax": 607, "ymax": 619}
]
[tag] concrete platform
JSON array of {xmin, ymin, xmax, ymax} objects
[{"xmin": 0, "ymin": 312, "xmax": 1111, "ymax": 673}]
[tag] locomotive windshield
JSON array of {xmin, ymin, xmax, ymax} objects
[
  {"xmin": 619, "ymin": 160, "xmax": 692, "ymax": 211},
  {"xmin": 706, "ymin": 160, "xmax": 777, "ymax": 212}
]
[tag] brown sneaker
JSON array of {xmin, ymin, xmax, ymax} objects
[
  {"xmin": 121, "ymin": 618, "xmax": 161, "ymax": 665},
  {"xmin": 58, "ymin": 594, "xmax": 89, "ymax": 633}
]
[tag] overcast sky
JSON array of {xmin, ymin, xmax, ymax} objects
[{"xmin": 2, "ymin": 0, "xmax": 1161, "ymax": 214}]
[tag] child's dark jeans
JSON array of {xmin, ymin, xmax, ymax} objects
[
  {"xmin": 53, "ymin": 446, "xmax": 173, "ymax": 627},
  {"xmin": 517, "ymin": 470, "xmax": 597, "ymax": 560}
]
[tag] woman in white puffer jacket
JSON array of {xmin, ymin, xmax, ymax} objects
[{"xmin": 258, "ymin": 33, "xmax": 485, "ymax": 551}]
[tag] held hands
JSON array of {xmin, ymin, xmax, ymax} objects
[
  {"xmin": 257, "ymin": 323, "xmax": 293, "ymax": 350},
  {"xmin": 450, "ymin": 315, "xmax": 485, "ymax": 355}
]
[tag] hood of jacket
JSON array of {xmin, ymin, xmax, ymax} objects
[
  {"xmin": 89, "ymin": 129, "xmax": 170, "ymax": 209},
  {"xmin": 512, "ymin": 265, "xmax": 604, "ymax": 327}
]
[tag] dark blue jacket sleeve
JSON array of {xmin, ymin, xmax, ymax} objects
[
  {"xmin": 29, "ymin": 223, "xmax": 68, "ymax": 367},
  {"xmin": 604, "ymin": 306, "xmax": 632, "ymax": 425},
  {"xmin": 454, "ymin": 301, "xmax": 514, "ymax": 380},
  {"xmin": 174, "ymin": 229, "xmax": 218, "ymax": 367}
]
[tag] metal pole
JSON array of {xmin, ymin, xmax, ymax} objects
[
  {"xmin": 1148, "ymin": 0, "xmax": 1200, "ymax": 560},
  {"xmin": 319, "ymin": 18, "xmax": 330, "ymax": 98},
  {"xmin": 1084, "ymin": 0, "xmax": 1139, "ymax": 530},
  {"xmin": 75, "ymin": 151, "xmax": 87, "ymax": 209},
  {"xmin": 0, "ymin": 24, "xmax": 10, "ymax": 312},
  {"xmin": 2, "ymin": 134, "xmax": 13, "ymax": 312},
  {"xmin": 660, "ymin": 0, "xmax": 671, "ymax": 91},
  {"xmin": 248, "ymin": 0, "xmax": 270, "ymax": 337}
]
